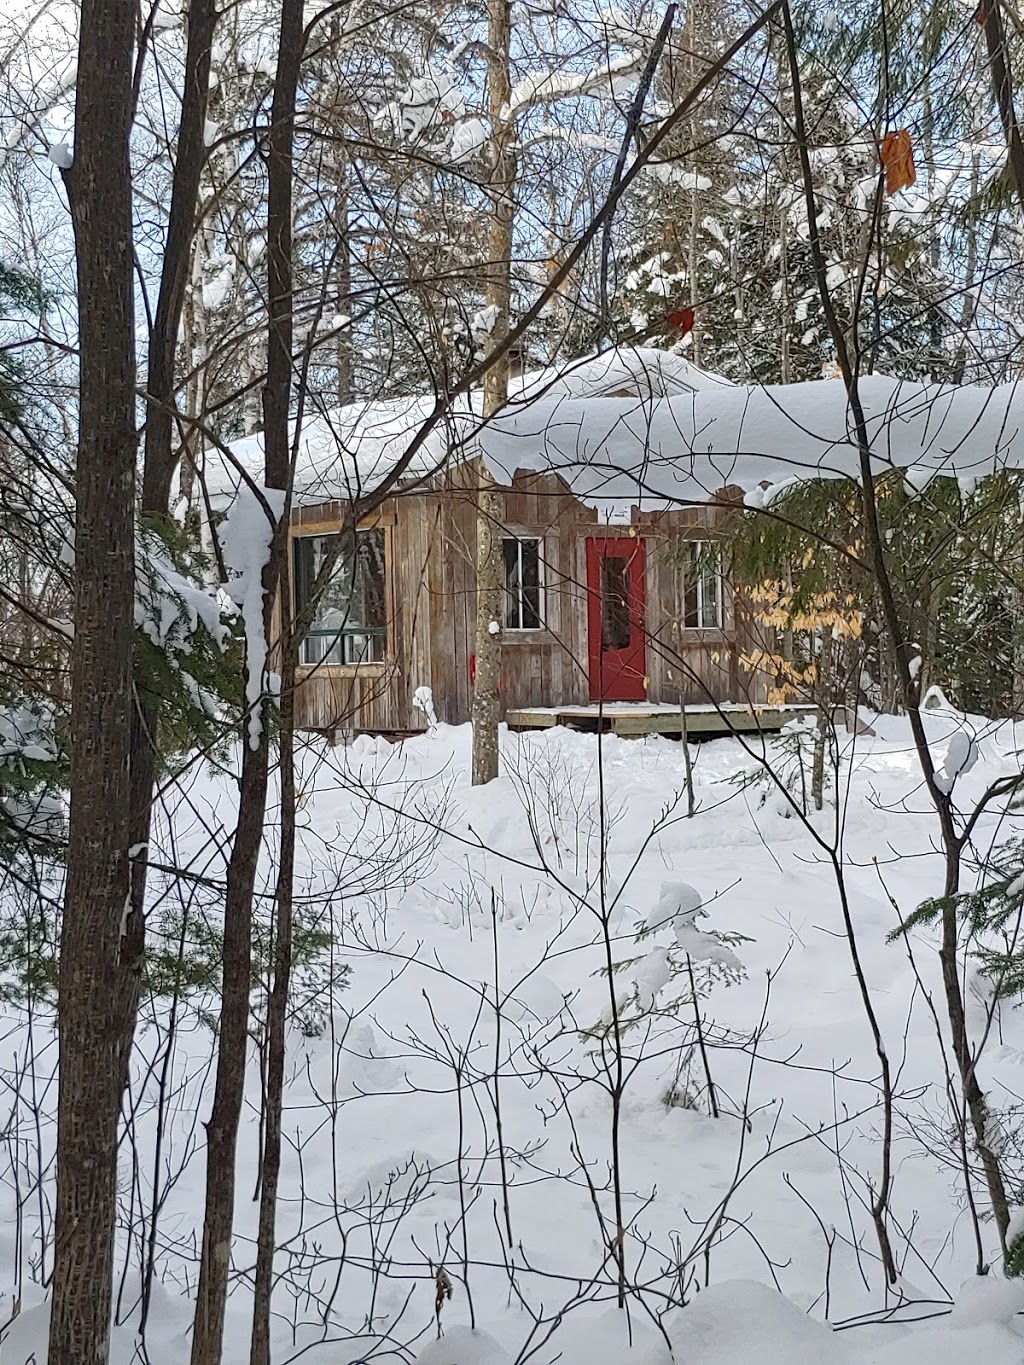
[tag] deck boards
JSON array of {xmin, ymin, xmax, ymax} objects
[{"xmin": 505, "ymin": 702, "xmax": 820, "ymax": 738}]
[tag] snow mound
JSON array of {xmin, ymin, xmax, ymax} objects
[
  {"xmin": 415, "ymin": 1326, "xmax": 511, "ymax": 1365},
  {"xmin": 665, "ymin": 1280, "xmax": 849, "ymax": 1364}
]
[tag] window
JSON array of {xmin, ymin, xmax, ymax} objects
[
  {"xmin": 503, "ymin": 537, "xmax": 544, "ymax": 630},
  {"xmin": 600, "ymin": 555, "xmax": 631, "ymax": 649},
  {"xmin": 293, "ymin": 529, "xmax": 386, "ymax": 666},
  {"xmin": 682, "ymin": 541, "xmax": 725, "ymax": 629}
]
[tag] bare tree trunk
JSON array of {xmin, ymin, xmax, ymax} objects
[
  {"xmin": 191, "ymin": 3, "xmax": 302, "ymax": 1358},
  {"xmin": 977, "ymin": 0, "xmax": 1024, "ymax": 208},
  {"xmin": 122, "ymin": 0, "xmax": 218, "ymax": 1091},
  {"xmin": 779, "ymin": 221, "xmax": 792, "ymax": 384},
  {"xmin": 249, "ymin": 606, "xmax": 296, "ymax": 1365},
  {"xmin": 471, "ymin": 0, "xmax": 514, "ymax": 787},
  {"xmin": 334, "ymin": 179, "xmax": 353, "ymax": 406},
  {"xmin": 248, "ymin": 0, "xmax": 303, "ymax": 1356},
  {"xmin": 190, "ymin": 714, "xmax": 274, "ymax": 1365},
  {"xmin": 950, "ymin": 152, "xmax": 982, "ymax": 386},
  {"xmin": 48, "ymin": 0, "xmax": 137, "ymax": 1356}
]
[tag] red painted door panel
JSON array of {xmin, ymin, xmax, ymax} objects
[{"xmin": 586, "ymin": 537, "xmax": 647, "ymax": 702}]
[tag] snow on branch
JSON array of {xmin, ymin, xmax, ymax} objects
[{"xmin": 504, "ymin": 48, "xmax": 647, "ymax": 119}]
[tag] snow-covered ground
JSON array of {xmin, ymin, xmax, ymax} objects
[{"xmin": 4, "ymin": 708, "xmax": 1024, "ymax": 1363}]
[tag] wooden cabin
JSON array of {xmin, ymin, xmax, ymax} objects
[
  {"xmin": 288, "ymin": 465, "xmax": 769, "ymax": 738},
  {"xmin": 215, "ymin": 348, "xmax": 774, "ymax": 738}
]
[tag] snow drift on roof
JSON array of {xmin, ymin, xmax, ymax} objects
[
  {"xmin": 206, "ymin": 355, "xmax": 1024, "ymax": 523},
  {"xmin": 204, "ymin": 347, "xmax": 726, "ymax": 509},
  {"xmin": 478, "ymin": 375, "xmax": 1024, "ymax": 520},
  {"xmin": 510, "ymin": 347, "xmax": 733, "ymax": 402}
]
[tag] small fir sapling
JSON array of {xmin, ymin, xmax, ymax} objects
[{"xmin": 590, "ymin": 881, "xmax": 747, "ymax": 1036}]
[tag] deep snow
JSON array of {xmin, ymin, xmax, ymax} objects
[{"xmin": 3, "ymin": 708, "xmax": 1024, "ymax": 1363}]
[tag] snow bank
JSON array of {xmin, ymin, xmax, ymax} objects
[{"xmin": 666, "ymin": 1280, "xmax": 850, "ymax": 1364}]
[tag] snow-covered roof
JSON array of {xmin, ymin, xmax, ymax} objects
[
  {"xmin": 512, "ymin": 347, "xmax": 733, "ymax": 401},
  {"xmin": 203, "ymin": 347, "xmax": 730, "ymax": 510},
  {"xmin": 478, "ymin": 375, "xmax": 1024, "ymax": 519},
  {"xmin": 204, "ymin": 353, "xmax": 1024, "ymax": 523}
]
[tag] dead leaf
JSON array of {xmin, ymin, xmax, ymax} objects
[
  {"xmin": 434, "ymin": 1266, "xmax": 453, "ymax": 1321},
  {"xmin": 667, "ymin": 305, "xmax": 695, "ymax": 338},
  {"xmin": 880, "ymin": 130, "xmax": 916, "ymax": 194}
]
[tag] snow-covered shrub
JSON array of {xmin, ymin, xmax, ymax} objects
[
  {"xmin": 0, "ymin": 695, "xmax": 63, "ymax": 847},
  {"xmin": 592, "ymin": 881, "xmax": 747, "ymax": 1036},
  {"xmin": 134, "ymin": 516, "xmax": 241, "ymax": 762},
  {"xmin": 1006, "ymin": 1209, "xmax": 1024, "ymax": 1278},
  {"xmin": 731, "ymin": 715, "xmax": 828, "ymax": 817},
  {"xmin": 145, "ymin": 893, "xmax": 349, "ymax": 1036}
]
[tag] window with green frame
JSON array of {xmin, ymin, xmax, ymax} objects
[{"xmin": 293, "ymin": 529, "xmax": 387, "ymax": 666}]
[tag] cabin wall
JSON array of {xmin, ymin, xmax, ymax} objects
[
  {"xmin": 634, "ymin": 501, "xmax": 769, "ymax": 711},
  {"xmin": 289, "ymin": 470, "xmax": 767, "ymax": 735},
  {"xmin": 289, "ymin": 497, "xmax": 434, "ymax": 736}
]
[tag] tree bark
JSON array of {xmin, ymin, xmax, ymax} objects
[
  {"xmin": 249, "ymin": 612, "xmax": 296, "ymax": 1365},
  {"xmin": 190, "ymin": 2, "xmax": 302, "ymax": 1359},
  {"xmin": 121, "ymin": 0, "xmax": 219, "ymax": 1091},
  {"xmin": 811, "ymin": 626, "xmax": 832, "ymax": 811},
  {"xmin": 471, "ymin": 0, "xmax": 514, "ymax": 787},
  {"xmin": 248, "ymin": 0, "xmax": 303, "ymax": 1357},
  {"xmin": 48, "ymin": 0, "xmax": 137, "ymax": 1357},
  {"xmin": 977, "ymin": 0, "xmax": 1024, "ymax": 210}
]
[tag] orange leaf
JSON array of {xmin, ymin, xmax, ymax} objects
[
  {"xmin": 667, "ymin": 305, "xmax": 694, "ymax": 338},
  {"xmin": 880, "ymin": 130, "xmax": 916, "ymax": 195}
]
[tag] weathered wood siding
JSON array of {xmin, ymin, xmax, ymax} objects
[
  {"xmin": 290, "ymin": 468, "xmax": 768, "ymax": 735},
  {"xmin": 289, "ymin": 498, "xmax": 433, "ymax": 736}
]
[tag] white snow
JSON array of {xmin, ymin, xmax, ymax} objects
[
  {"xmin": 377, "ymin": 69, "xmax": 466, "ymax": 141},
  {"xmin": 0, "ymin": 700, "xmax": 57, "ymax": 765},
  {"xmin": 412, "ymin": 685, "xmax": 438, "ymax": 733},
  {"xmin": 207, "ymin": 357, "xmax": 1024, "ymax": 523},
  {"xmin": 449, "ymin": 116, "xmax": 489, "ymax": 162},
  {"xmin": 6, "ymin": 709, "xmax": 1024, "ymax": 1364},
  {"xmin": 1006, "ymin": 1205, "xmax": 1024, "ymax": 1251},
  {"xmin": 204, "ymin": 347, "xmax": 729, "ymax": 510},
  {"xmin": 934, "ymin": 726, "xmax": 980, "ymax": 793},
  {"xmin": 644, "ymin": 880, "xmax": 742, "ymax": 970},
  {"xmin": 216, "ymin": 483, "xmax": 285, "ymax": 748},
  {"xmin": 46, "ymin": 141, "xmax": 72, "ymax": 169},
  {"xmin": 632, "ymin": 944, "xmax": 672, "ymax": 1012},
  {"xmin": 477, "ymin": 375, "xmax": 1024, "ymax": 516}
]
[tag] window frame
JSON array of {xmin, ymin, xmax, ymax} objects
[
  {"xmin": 680, "ymin": 538, "xmax": 728, "ymax": 632},
  {"xmin": 291, "ymin": 521, "xmax": 391, "ymax": 672},
  {"xmin": 501, "ymin": 533, "xmax": 548, "ymax": 634}
]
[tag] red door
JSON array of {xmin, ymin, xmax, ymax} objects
[{"xmin": 586, "ymin": 537, "xmax": 647, "ymax": 702}]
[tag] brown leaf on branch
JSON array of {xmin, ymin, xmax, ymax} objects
[
  {"xmin": 434, "ymin": 1266, "xmax": 453, "ymax": 1321},
  {"xmin": 879, "ymin": 130, "xmax": 916, "ymax": 194}
]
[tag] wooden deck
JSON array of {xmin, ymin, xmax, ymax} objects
[{"xmin": 505, "ymin": 702, "xmax": 821, "ymax": 738}]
